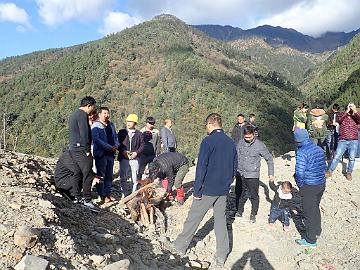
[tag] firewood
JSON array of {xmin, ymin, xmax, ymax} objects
[
  {"xmin": 149, "ymin": 206, "xmax": 154, "ymax": 225},
  {"xmin": 154, "ymin": 207, "xmax": 165, "ymax": 234},
  {"xmin": 140, "ymin": 202, "xmax": 150, "ymax": 226},
  {"xmin": 120, "ymin": 182, "xmax": 156, "ymax": 204}
]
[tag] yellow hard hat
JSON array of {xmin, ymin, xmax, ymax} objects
[{"xmin": 126, "ymin": 113, "xmax": 138, "ymax": 123}]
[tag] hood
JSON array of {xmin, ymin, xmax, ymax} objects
[
  {"xmin": 310, "ymin": 108, "xmax": 326, "ymax": 117},
  {"xmin": 297, "ymin": 138, "xmax": 313, "ymax": 148},
  {"xmin": 91, "ymin": 120, "xmax": 106, "ymax": 129}
]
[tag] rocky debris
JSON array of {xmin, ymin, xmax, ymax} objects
[
  {"xmin": 14, "ymin": 225, "xmax": 40, "ymax": 249},
  {"xmin": 0, "ymin": 151, "xmax": 359, "ymax": 269},
  {"xmin": 14, "ymin": 255, "xmax": 48, "ymax": 270},
  {"xmin": 101, "ymin": 259, "xmax": 131, "ymax": 270}
]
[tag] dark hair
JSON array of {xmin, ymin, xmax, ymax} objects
[
  {"xmin": 146, "ymin": 116, "xmax": 156, "ymax": 124},
  {"xmin": 299, "ymin": 102, "xmax": 309, "ymax": 109},
  {"xmin": 244, "ymin": 124, "xmax": 255, "ymax": 135},
  {"xmin": 237, "ymin": 113, "xmax": 245, "ymax": 118},
  {"xmin": 332, "ymin": 104, "xmax": 340, "ymax": 111},
  {"xmin": 98, "ymin": 106, "xmax": 109, "ymax": 113},
  {"xmin": 282, "ymin": 181, "xmax": 293, "ymax": 190},
  {"xmin": 249, "ymin": 113, "xmax": 255, "ymax": 118},
  {"xmin": 80, "ymin": 96, "xmax": 96, "ymax": 107},
  {"xmin": 148, "ymin": 162, "xmax": 160, "ymax": 179},
  {"xmin": 206, "ymin": 113, "xmax": 222, "ymax": 127}
]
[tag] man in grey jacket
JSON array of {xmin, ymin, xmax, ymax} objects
[
  {"xmin": 235, "ymin": 125, "xmax": 274, "ymax": 223},
  {"xmin": 160, "ymin": 119, "xmax": 177, "ymax": 152}
]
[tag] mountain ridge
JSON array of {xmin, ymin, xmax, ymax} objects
[{"xmin": 193, "ymin": 24, "xmax": 360, "ymax": 53}]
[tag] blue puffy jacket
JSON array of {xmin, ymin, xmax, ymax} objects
[{"xmin": 295, "ymin": 139, "xmax": 326, "ymax": 188}]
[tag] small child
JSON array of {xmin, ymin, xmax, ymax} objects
[{"xmin": 268, "ymin": 179, "xmax": 296, "ymax": 231}]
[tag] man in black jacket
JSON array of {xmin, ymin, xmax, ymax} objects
[
  {"xmin": 68, "ymin": 96, "xmax": 97, "ymax": 209},
  {"xmin": 54, "ymin": 149, "xmax": 99, "ymax": 202},
  {"xmin": 231, "ymin": 113, "xmax": 247, "ymax": 145},
  {"xmin": 149, "ymin": 152, "xmax": 188, "ymax": 204}
]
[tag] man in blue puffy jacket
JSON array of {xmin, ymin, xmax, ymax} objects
[{"xmin": 294, "ymin": 129, "xmax": 326, "ymax": 248}]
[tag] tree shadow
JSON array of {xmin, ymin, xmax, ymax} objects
[
  {"xmin": 259, "ymin": 180, "xmax": 272, "ymax": 204},
  {"xmin": 231, "ymin": 248, "xmax": 275, "ymax": 270}
]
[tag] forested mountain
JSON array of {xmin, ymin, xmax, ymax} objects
[
  {"xmin": 229, "ymin": 37, "xmax": 330, "ymax": 85},
  {"xmin": 0, "ymin": 15, "xmax": 300, "ymax": 159},
  {"xmin": 194, "ymin": 24, "xmax": 360, "ymax": 53},
  {"xmin": 301, "ymin": 33, "xmax": 360, "ymax": 106}
]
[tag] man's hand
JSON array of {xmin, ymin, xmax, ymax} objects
[
  {"xmin": 292, "ymin": 210, "xmax": 298, "ymax": 215},
  {"xmin": 130, "ymin": 152, "xmax": 138, "ymax": 159},
  {"xmin": 92, "ymin": 176, "xmax": 102, "ymax": 188},
  {"xmin": 269, "ymin": 175, "xmax": 275, "ymax": 182},
  {"xmin": 193, "ymin": 195, "xmax": 202, "ymax": 200},
  {"xmin": 110, "ymin": 146, "xmax": 117, "ymax": 153},
  {"xmin": 350, "ymin": 104, "xmax": 357, "ymax": 113}
]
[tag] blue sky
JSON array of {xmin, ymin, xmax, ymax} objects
[{"xmin": 1, "ymin": 0, "xmax": 360, "ymax": 59}]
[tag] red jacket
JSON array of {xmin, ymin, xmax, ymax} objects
[{"xmin": 337, "ymin": 112, "xmax": 360, "ymax": 140}]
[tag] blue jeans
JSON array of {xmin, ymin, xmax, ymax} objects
[
  {"xmin": 326, "ymin": 129, "xmax": 339, "ymax": 158},
  {"xmin": 95, "ymin": 155, "xmax": 115, "ymax": 197},
  {"xmin": 268, "ymin": 205, "xmax": 290, "ymax": 226},
  {"xmin": 329, "ymin": 140, "xmax": 358, "ymax": 173}
]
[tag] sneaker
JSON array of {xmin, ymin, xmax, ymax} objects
[
  {"xmin": 250, "ymin": 214, "xmax": 256, "ymax": 223},
  {"xmin": 83, "ymin": 200, "xmax": 99, "ymax": 212},
  {"xmin": 295, "ymin": 239, "xmax": 317, "ymax": 248},
  {"xmin": 325, "ymin": 170, "xmax": 332, "ymax": 178},
  {"xmin": 283, "ymin": 225, "xmax": 290, "ymax": 232},
  {"xmin": 346, "ymin": 173, "xmax": 352, "ymax": 181}
]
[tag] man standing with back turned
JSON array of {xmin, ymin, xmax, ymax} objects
[
  {"xmin": 68, "ymin": 96, "xmax": 97, "ymax": 209},
  {"xmin": 169, "ymin": 113, "xmax": 238, "ymax": 268}
]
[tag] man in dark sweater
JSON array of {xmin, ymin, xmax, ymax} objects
[
  {"xmin": 68, "ymin": 96, "xmax": 97, "ymax": 209},
  {"xmin": 170, "ymin": 113, "xmax": 237, "ymax": 268},
  {"xmin": 231, "ymin": 113, "xmax": 247, "ymax": 145},
  {"xmin": 149, "ymin": 152, "xmax": 188, "ymax": 204}
]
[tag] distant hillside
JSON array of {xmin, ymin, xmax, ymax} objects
[
  {"xmin": 301, "ymin": 33, "xmax": 360, "ymax": 107},
  {"xmin": 0, "ymin": 15, "xmax": 300, "ymax": 159},
  {"xmin": 229, "ymin": 37, "xmax": 330, "ymax": 85},
  {"xmin": 193, "ymin": 24, "xmax": 360, "ymax": 53}
]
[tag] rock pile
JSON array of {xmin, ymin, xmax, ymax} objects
[{"xmin": 0, "ymin": 150, "xmax": 359, "ymax": 269}]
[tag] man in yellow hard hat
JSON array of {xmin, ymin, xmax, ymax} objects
[{"xmin": 117, "ymin": 113, "xmax": 145, "ymax": 196}]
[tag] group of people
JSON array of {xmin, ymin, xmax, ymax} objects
[
  {"xmin": 54, "ymin": 96, "xmax": 190, "ymax": 209},
  {"xmin": 54, "ymin": 96, "xmax": 359, "ymax": 268},
  {"xmin": 293, "ymin": 102, "xmax": 360, "ymax": 180}
]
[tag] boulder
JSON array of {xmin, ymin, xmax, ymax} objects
[
  {"xmin": 14, "ymin": 255, "xmax": 48, "ymax": 270},
  {"xmin": 14, "ymin": 225, "xmax": 39, "ymax": 248}
]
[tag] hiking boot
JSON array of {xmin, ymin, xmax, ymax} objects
[
  {"xmin": 249, "ymin": 214, "xmax": 256, "ymax": 223},
  {"xmin": 346, "ymin": 173, "xmax": 352, "ymax": 181},
  {"xmin": 325, "ymin": 170, "xmax": 332, "ymax": 178},
  {"xmin": 175, "ymin": 187, "xmax": 185, "ymax": 205},
  {"xmin": 295, "ymin": 239, "xmax": 317, "ymax": 248}
]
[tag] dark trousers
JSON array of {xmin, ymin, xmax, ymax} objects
[
  {"xmin": 268, "ymin": 206, "xmax": 290, "ymax": 226},
  {"xmin": 95, "ymin": 155, "xmax": 115, "ymax": 197},
  {"xmin": 137, "ymin": 154, "xmax": 155, "ymax": 180},
  {"xmin": 236, "ymin": 176, "xmax": 260, "ymax": 216},
  {"xmin": 175, "ymin": 195, "xmax": 229, "ymax": 261},
  {"xmin": 70, "ymin": 150, "xmax": 94, "ymax": 202},
  {"xmin": 300, "ymin": 184, "xmax": 325, "ymax": 244},
  {"xmin": 55, "ymin": 174, "xmax": 82, "ymax": 199}
]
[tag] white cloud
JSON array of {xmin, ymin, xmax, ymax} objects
[
  {"xmin": 126, "ymin": 0, "xmax": 360, "ymax": 36},
  {"xmin": 36, "ymin": 0, "xmax": 114, "ymax": 26},
  {"xmin": 0, "ymin": 2, "xmax": 32, "ymax": 31},
  {"xmin": 256, "ymin": 0, "xmax": 360, "ymax": 37},
  {"xmin": 99, "ymin": 11, "xmax": 141, "ymax": 35}
]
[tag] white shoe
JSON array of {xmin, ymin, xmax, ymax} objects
[{"xmin": 82, "ymin": 200, "xmax": 100, "ymax": 212}]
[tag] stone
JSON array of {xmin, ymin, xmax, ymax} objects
[
  {"xmin": 27, "ymin": 178, "xmax": 36, "ymax": 184},
  {"xmin": 101, "ymin": 259, "xmax": 131, "ymax": 270},
  {"xmin": 0, "ymin": 223, "xmax": 12, "ymax": 234},
  {"xmin": 38, "ymin": 199, "xmax": 55, "ymax": 209},
  {"xmin": 14, "ymin": 225, "xmax": 39, "ymax": 248},
  {"xmin": 90, "ymin": 254, "xmax": 105, "ymax": 265},
  {"xmin": 10, "ymin": 202, "xmax": 24, "ymax": 210},
  {"xmin": 14, "ymin": 255, "xmax": 48, "ymax": 270}
]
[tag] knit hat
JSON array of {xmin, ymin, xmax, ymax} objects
[{"xmin": 294, "ymin": 128, "xmax": 309, "ymax": 142}]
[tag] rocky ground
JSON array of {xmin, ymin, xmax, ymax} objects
[{"xmin": 0, "ymin": 150, "xmax": 359, "ymax": 269}]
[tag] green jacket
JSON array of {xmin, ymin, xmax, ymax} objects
[{"xmin": 306, "ymin": 109, "xmax": 329, "ymax": 139}]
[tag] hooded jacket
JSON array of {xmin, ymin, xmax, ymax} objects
[
  {"xmin": 295, "ymin": 139, "xmax": 326, "ymax": 188},
  {"xmin": 91, "ymin": 121, "xmax": 119, "ymax": 158}
]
